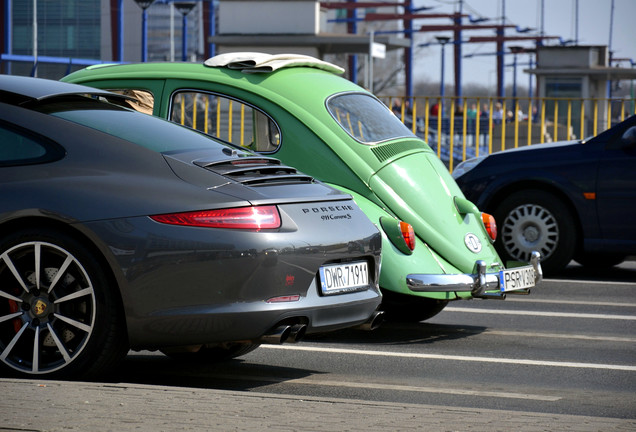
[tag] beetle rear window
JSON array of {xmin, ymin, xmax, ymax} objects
[{"xmin": 327, "ymin": 93, "xmax": 415, "ymax": 144}]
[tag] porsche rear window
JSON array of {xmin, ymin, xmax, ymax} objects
[
  {"xmin": 326, "ymin": 93, "xmax": 415, "ymax": 144},
  {"xmin": 50, "ymin": 106, "xmax": 227, "ymax": 153}
]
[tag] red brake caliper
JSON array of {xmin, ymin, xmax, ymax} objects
[{"xmin": 8, "ymin": 300, "xmax": 21, "ymax": 333}]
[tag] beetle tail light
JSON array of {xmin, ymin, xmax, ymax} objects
[
  {"xmin": 150, "ymin": 205, "xmax": 281, "ymax": 230},
  {"xmin": 400, "ymin": 221, "xmax": 416, "ymax": 251},
  {"xmin": 379, "ymin": 217, "xmax": 416, "ymax": 254},
  {"xmin": 482, "ymin": 212, "xmax": 497, "ymax": 242}
]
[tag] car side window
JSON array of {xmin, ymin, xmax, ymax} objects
[
  {"xmin": 169, "ymin": 91, "xmax": 281, "ymax": 152},
  {"xmin": 0, "ymin": 122, "xmax": 62, "ymax": 167},
  {"xmin": 107, "ymin": 89, "xmax": 155, "ymax": 115}
]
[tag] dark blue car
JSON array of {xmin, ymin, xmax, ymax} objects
[{"xmin": 453, "ymin": 115, "xmax": 636, "ymax": 275}]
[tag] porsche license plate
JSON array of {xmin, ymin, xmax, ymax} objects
[
  {"xmin": 319, "ymin": 261, "xmax": 368, "ymax": 295},
  {"xmin": 499, "ymin": 265, "xmax": 536, "ymax": 292}
]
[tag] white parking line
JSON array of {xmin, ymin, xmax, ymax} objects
[
  {"xmin": 543, "ymin": 278, "xmax": 636, "ymax": 286},
  {"xmin": 483, "ymin": 330, "xmax": 636, "ymax": 343},
  {"xmin": 506, "ymin": 298, "xmax": 636, "ymax": 307},
  {"xmin": 262, "ymin": 345, "xmax": 636, "ymax": 371},
  {"xmin": 224, "ymin": 374, "xmax": 561, "ymax": 401},
  {"xmin": 444, "ymin": 307, "xmax": 636, "ymax": 320}
]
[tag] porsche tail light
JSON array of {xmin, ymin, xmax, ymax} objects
[
  {"xmin": 151, "ymin": 205, "xmax": 281, "ymax": 230},
  {"xmin": 482, "ymin": 212, "xmax": 497, "ymax": 241},
  {"xmin": 400, "ymin": 221, "xmax": 416, "ymax": 251}
]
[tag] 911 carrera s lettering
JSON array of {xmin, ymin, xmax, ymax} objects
[{"xmin": 321, "ymin": 214, "xmax": 352, "ymax": 220}]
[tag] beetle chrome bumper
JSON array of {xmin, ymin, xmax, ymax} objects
[{"xmin": 406, "ymin": 251, "xmax": 542, "ymax": 299}]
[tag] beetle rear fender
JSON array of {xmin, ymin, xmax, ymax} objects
[{"xmin": 326, "ymin": 184, "xmax": 460, "ymax": 300}]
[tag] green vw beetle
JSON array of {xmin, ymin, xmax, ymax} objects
[{"xmin": 63, "ymin": 53, "xmax": 542, "ymax": 321}]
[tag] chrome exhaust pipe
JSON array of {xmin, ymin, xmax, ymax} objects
[
  {"xmin": 288, "ymin": 324, "xmax": 307, "ymax": 343},
  {"xmin": 356, "ymin": 310, "xmax": 384, "ymax": 331},
  {"xmin": 259, "ymin": 325, "xmax": 292, "ymax": 344}
]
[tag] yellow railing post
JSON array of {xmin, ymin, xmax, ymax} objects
[
  {"xmin": 216, "ymin": 98, "xmax": 221, "ymax": 137},
  {"xmin": 553, "ymin": 101, "xmax": 559, "ymax": 142},
  {"xmin": 411, "ymin": 98, "xmax": 418, "ymax": 134},
  {"xmin": 488, "ymin": 99, "xmax": 494, "ymax": 154},
  {"xmin": 567, "ymin": 99, "xmax": 572, "ymax": 140},
  {"xmin": 475, "ymin": 97, "xmax": 481, "ymax": 157},
  {"xmin": 227, "ymin": 99, "xmax": 233, "ymax": 142},
  {"xmin": 501, "ymin": 99, "xmax": 507, "ymax": 151},
  {"xmin": 527, "ymin": 99, "xmax": 533, "ymax": 146},
  {"xmin": 424, "ymin": 97, "xmax": 430, "ymax": 144},
  {"xmin": 514, "ymin": 99, "xmax": 519, "ymax": 148},
  {"xmin": 192, "ymin": 93, "xmax": 198, "ymax": 130},
  {"xmin": 240, "ymin": 104, "xmax": 245, "ymax": 146},
  {"xmin": 462, "ymin": 99, "xmax": 468, "ymax": 161},
  {"xmin": 593, "ymin": 99, "xmax": 598, "ymax": 136},
  {"xmin": 204, "ymin": 96, "xmax": 209, "ymax": 134},
  {"xmin": 449, "ymin": 97, "xmax": 456, "ymax": 172},
  {"xmin": 436, "ymin": 97, "xmax": 442, "ymax": 159},
  {"xmin": 540, "ymin": 101, "xmax": 546, "ymax": 144},
  {"xmin": 580, "ymin": 100, "xmax": 585, "ymax": 139}
]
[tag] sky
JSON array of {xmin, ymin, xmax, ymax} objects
[{"xmin": 408, "ymin": 0, "xmax": 635, "ymax": 89}]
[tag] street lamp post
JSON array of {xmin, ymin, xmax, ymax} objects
[
  {"xmin": 174, "ymin": 2, "xmax": 196, "ymax": 62},
  {"xmin": 436, "ymin": 36, "xmax": 451, "ymax": 117},
  {"xmin": 134, "ymin": 0, "xmax": 155, "ymax": 62},
  {"xmin": 509, "ymin": 46, "xmax": 524, "ymax": 101}
]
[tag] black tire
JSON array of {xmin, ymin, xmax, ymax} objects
[
  {"xmin": 0, "ymin": 228, "xmax": 128, "ymax": 379},
  {"xmin": 492, "ymin": 189, "xmax": 576, "ymax": 275},
  {"xmin": 162, "ymin": 342, "xmax": 260, "ymax": 362},
  {"xmin": 380, "ymin": 290, "xmax": 449, "ymax": 322},
  {"xmin": 574, "ymin": 253, "xmax": 626, "ymax": 269}
]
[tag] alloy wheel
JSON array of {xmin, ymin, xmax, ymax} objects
[{"xmin": 0, "ymin": 241, "xmax": 96, "ymax": 375}]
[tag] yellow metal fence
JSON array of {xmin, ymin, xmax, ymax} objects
[
  {"xmin": 382, "ymin": 96, "xmax": 636, "ymax": 172},
  {"xmin": 171, "ymin": 90, "xmax": 635, "ymax": 174}
]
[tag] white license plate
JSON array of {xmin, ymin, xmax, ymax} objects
[
  {"xmin": 319, "ymin": 261, "xmax": 369, "ymax": 295},
  {"xmin": 499, "ymin": 265, "xmax": 536, "ymax": 292}
]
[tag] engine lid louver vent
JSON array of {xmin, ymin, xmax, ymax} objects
[
  {"xmin": 371, "ymin": 141, "xmax": 426, "ymax": 162},
  {"xmin": 196, "ymin": 157, "xmax": 315, "ymax": 186}
]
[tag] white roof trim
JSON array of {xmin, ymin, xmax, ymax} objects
[{"xmin": 204, "ymin": 52, "xmax": 345, "ymax": 75}]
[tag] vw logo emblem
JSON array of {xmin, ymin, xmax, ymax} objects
[{"xmin": 464, "ymin": 233, "xmax": 482, "ymax": 253}]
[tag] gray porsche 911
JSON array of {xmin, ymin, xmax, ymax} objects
[{"xmin": 0, "ymin": 75, "xmax": 383, "ymax": 379}]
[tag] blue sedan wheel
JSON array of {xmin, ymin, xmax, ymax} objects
[{"xmin": 494, "ymin": 190, "xmax": 577, "ymax": 275}]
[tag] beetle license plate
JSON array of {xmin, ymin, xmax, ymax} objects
[
  {"xmin": 319, "ymin": 261, "xmax": 369, "ymax": 295},
  {"xmin": 499, "ymin": 265, "xmax": 536, "ymax": 292}
]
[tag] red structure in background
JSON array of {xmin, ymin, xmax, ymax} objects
[{"xmin": 321, "ymin": 1, "xmax": 560, "ymax": 99}]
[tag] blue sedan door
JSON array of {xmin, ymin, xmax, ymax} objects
[{"xmin": 596, "ymin": 122, "xmax": 636, "ymax": 252}]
